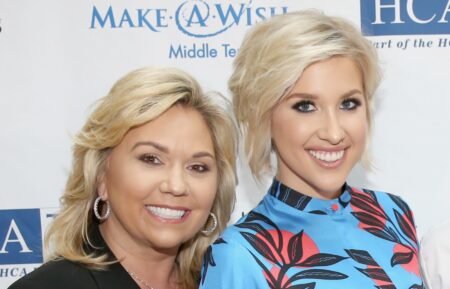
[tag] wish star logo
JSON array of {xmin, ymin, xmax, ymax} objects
[{"xmin": 90, "ymin": 0, "xmax": 288, "ymax": 38}]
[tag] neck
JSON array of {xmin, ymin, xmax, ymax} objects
[
  {"xmin": 99, "ymin": 222, "xmax": 179, "ymax": 288},
  {"xmin": 275, "ymin": 173, "xmax": 343, "ymax": 200}
]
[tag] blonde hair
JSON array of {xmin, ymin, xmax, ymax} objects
[
  {"xmin": 45, "ymin": 67, "xmax": 237, "ymax": 289},
  {"xmin": 230, "ymin": 10, "xmax": 381, "ymax": 179}
]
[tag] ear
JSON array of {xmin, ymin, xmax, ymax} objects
[{"xmin": 97, "ymin": 172, "xmax": 109, "ymax": 201}]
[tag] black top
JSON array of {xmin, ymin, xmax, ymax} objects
[{"xmin": 8, "ymin": 225, "xmax": 140, "ymax": 289}]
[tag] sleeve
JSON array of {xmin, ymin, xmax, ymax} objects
[
  {"xmin": 419, "ymin": 235, "xmax": 435, "ymax": 289},
  {"xmin": 199, "ymin": 236, "xmax": 270, "ymax": 289},
  {"xmin": 7, "ymin": 260, "xmax": 97, "ymax": 289},
  {"xmin": 420, "ymin": 221, "xmax": 450, "ymax": 289}
]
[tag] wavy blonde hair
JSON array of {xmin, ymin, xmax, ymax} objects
[
  {"xmin": 230, "ymin": 10, "xmax": 381, "ymax": 179},
  {"xmin": 45, "ymin": 67, "xmax": 237, "ymax": 289}
]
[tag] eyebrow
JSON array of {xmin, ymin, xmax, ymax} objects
[
  {"xmin": 286, "ymin": 93, "xmax": 317, "ymax": 100},
  {"xmin": 132, "ymin": 141, "xmax": 169, "ymax": 153},
  {"xmin": 192, "ymin": 152, "xmax": 215, "ymax": 159},
  {"xmin": 340, "ymin": 89, "xmax": 364, "ymax": 99},
  {"xmin": 287, "ymin": 89, "xmax": 363, "ymax": 100},
  {"xmin": 132, "ymin": 141, "xmax": 215, "ymax": 159}
]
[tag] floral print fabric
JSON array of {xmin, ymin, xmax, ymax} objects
[{"xmin": 200, "ymin": 179, "xmax": 424, "ymax": 289}]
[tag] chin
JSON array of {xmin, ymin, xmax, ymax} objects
[{"xmin": 151, "ymin": 233, "xmax": 195, "ymax": 250}]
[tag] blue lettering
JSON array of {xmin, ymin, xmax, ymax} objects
[
  {"xmin": 270, "ymin": 7, "xmax": 289, "ymax": 16},
  {"xmin": 246, "ymin": 8, "xmax": 252, "ymax": 25},
  {"xmin": 137, "ymin": 9, "xmax": 157, "ymax": 31},
  {"xmin": 90, "ymin": 6, "xmax": 116, "ymax": 28},
  {"xmin": 215, "ymin": 4, "xmax": 245, "ymax": 25},
  {"xmin": 222, "ymin": 43, "xmax": 237, "ymax": 57},
  {"xmin": 119, "ymin": 9, "xmax": 135, "ymax": 28},
  {"xmin": 186, "ymin": 5, "xmax": 207, "ymax": 27},
  {"xmin": 156, "ymin": 9, "xmax": 168, "ymax": 27},
  {"xmin": 169, "ymin": 44, "xmax": 184, "ymax": 58},
  {"xmin": 255, "ymin": 7, "xmax": 267, "ymax": 20}
]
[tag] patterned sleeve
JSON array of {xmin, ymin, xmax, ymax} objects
[{"xmin": 199, "ymin": 236, "xmax": 268, "ymax": 289}]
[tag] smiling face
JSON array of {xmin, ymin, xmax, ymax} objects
[
  {"xmin": 271, "ymin": 56, "xmax": 368, "ymax": 199},
  {"xmin": 98, "ymin": 105, "xmax": 218, "ymax": 254}
]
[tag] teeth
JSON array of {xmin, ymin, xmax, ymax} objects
[
  {"xmin": 309, "ymin": 150, "xmax": 344, "ymax": 162},
  {"xmin": 146, "ymin": 206, "xmax": 186, "ymax": 219}
]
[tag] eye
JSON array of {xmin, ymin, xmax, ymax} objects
[
  {"xmin": 188, "ymin": 164, "xmax": 210, "ymax": 173},
  {"xmin": 139, "ymin": 154, "xmax": 162, "ymax": 165},
  {"xmin": 292, "ymin": 100, "xmax": 316, "ymax": 113},
  {"xmin": 340, "ymin": 98, "xmax": 362, "ymax": 111}
]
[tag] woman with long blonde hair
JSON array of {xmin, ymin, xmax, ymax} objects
[{"xmin": 9, "ymin": 67, "xmax": 237, "ymax": 289}]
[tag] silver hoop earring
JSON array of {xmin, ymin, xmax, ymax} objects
[
  {"xmin": 94, "ymin": 197, "xmax": 110, "ymax": 221},
  {"xmin": 201, "ymin": 212, "xmax": 217, "ymax": 235}
]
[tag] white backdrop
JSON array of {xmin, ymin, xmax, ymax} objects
[{"xmin": 1, "ymin": 0, "xmax": 449, "ymax": 287}]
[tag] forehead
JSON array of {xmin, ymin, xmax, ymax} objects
[
  {"xmin": 280, "ymin": 57, "xmax": 364, "ymax": 103},
  {"xmin": 118, "ymin": 105, "xmax": 215, "ymax": 153}
]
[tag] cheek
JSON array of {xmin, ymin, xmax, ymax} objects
[
  {"xmin": 192, "ymin": 176, "xmax": 218, "ymax": 208},
  {"xmin": 272, "ymin": 117, "xmax": 311, "ymax": 146},
  {"xmin": 107, "ymin": 168, "xmax": 156, "ymax": 201},
  {"xmin": 350, "ymin": 120, "xmax": 369, "ymax": 149}
]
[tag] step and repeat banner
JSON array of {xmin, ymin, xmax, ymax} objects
[{"xmin": 1, "ymin": 0, "xmax": 449, "ymax": 287}]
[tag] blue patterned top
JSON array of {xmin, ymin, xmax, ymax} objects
[{"xmin": 200, "ymin": 179, "xmax": 424, "ymax": 289}]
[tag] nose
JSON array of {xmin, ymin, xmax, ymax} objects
[
  {"xmin": 159, "ymin": 165, "xmax": 188, "ymax": 196},
  {"xmin": 317, "ymin": 110, "xmax": 345, "ymax": 145}
]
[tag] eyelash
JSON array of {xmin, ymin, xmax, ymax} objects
[
  {"xmin": 139, "ymin": 154, "xmax": 210, "ymax": 173},
  {"xmin": 292, "ymin": 98, "xmax": 362, "ymax": 112},
  {"xmin": 292, "ymin": 100, "xmax": 316, "ymax": 113},
  {"xmin": 340, "ymin": 98, "xmax": 362, "ymax": 111},
  {"xmin": 139, "ymin": 154, "xmax": 162, "ymax": 165},
  {"xmin": 189, "ymin": 164, "xmax": 210, "ymax": 173}
]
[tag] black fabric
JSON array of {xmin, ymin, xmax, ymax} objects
[{"xmin": 8, "ymin": 225, "xmax": 140, "ymax": 289}]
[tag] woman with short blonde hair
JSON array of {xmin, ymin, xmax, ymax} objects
[{"xmin": 200, "ymin": 10, "xmax": 424, "ymax": 289}]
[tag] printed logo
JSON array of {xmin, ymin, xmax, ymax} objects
[
  {"xmin": 361, "ymin": 0, "xmax": 450, "ymax": 36},
  {"xmin": 0, "ymin": 209, "xmax": 43, "ymax": 265},
  {"xmin": 90, "ymin": 1, "xmax": 288, "ymax": 38}
]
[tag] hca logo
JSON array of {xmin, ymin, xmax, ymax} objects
[
  {"xmin": 0, "ymin": 209, "xmax": 43, "ymax": 265},
  {"xmin": 90, "ymin": 0, "xmax": 288, "ymax": 38},
  {"xmin": 361, "ymin": 0, "xmax": 450, "ymax": 36}
]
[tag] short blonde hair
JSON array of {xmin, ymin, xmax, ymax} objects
[
  {"xmin": 230, "ymin": 10, "xmax": 381, "ymax": 179},
  {"xmin": 45, "ymin": 67, "xmax": 237, "ymax": 289}
]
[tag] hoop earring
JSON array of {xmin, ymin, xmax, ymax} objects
[
  {"xmin": 94, "ymin": 197, "xmax": 110, "ymax": 221},
  {"xmin": 201, "ymin": 212, "xmax": 217, "ymax": 235}
]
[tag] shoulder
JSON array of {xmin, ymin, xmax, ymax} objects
[
  {"xmin": 422, "ymin": 219, "xmax": 450, "ymax": 250},
  {"xmin": 200, "ymin": 234, "xmax": 268, "ymax": 288},
  {"xmin": 214, "ymin": 208, "xmax": 279, "ymax": 255},
  {"xmin": 350, "ymin": 186, "xmax": 415, "ymax": 214},
  {"xmin": 200, "ymin": 213, "xmax": 276, "ymax": 288},
  {"xmin": 207, "ymin": 226, "xmax": 257, "ymax": 261},
  {"xmin": 349, "ymin": 186, "xmax": 420, "ymax": 242},
  {"xmin": 8, "ymin": 259, "xmax": 97, "ymax": 289}
]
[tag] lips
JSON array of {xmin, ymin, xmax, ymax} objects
[
  {"xmin": 308, "ymin": 150, "xmax": 345, "ymax": 162},
  {"xmin": 145, "ymin": 205, "xmax": 188, "ymax": 220}
]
